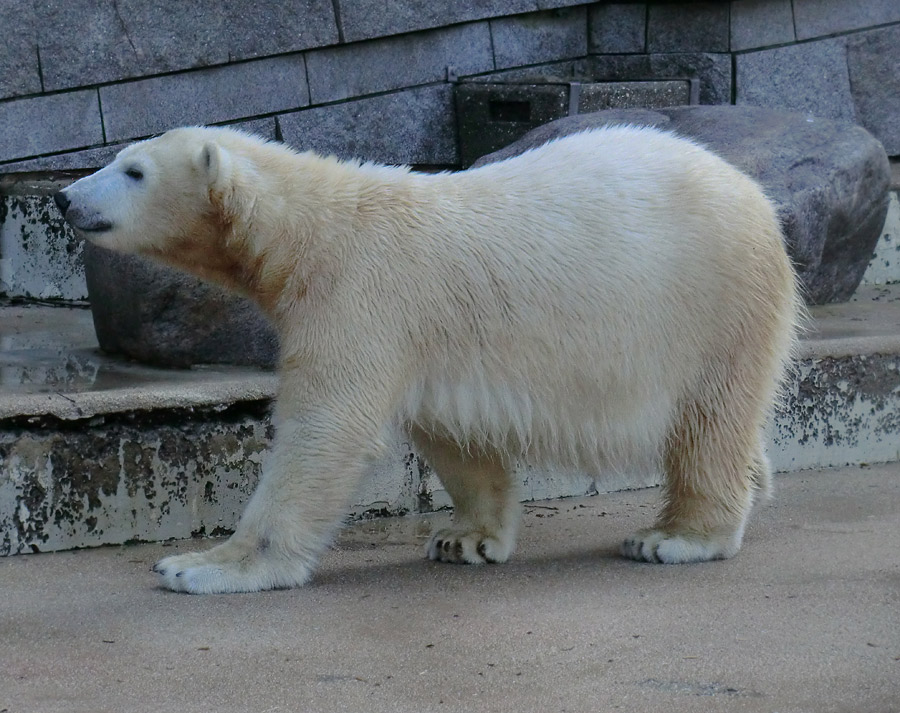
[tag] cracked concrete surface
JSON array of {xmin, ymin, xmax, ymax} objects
[{"xmin": 1, "ymin": 464, "xmax": 898, "ymax": 713}]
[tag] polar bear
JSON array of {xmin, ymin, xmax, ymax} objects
[{"xmin": 55, "ymin": 125, "xmax": 801, "ymax": 594}]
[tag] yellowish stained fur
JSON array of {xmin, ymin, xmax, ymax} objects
[{"xmin": 59, "ymin": 125, "xmax": 802, "ymax": 593}]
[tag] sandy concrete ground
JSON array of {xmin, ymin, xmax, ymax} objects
[{"xmin": 1, "ymin": 463, "xmax": 898, "ymax": 713}]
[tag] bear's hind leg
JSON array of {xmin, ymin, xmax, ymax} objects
[
  {"xmin": 622, "ymin": 401, "xmax": 763, "ymax": 564},
  {"xmin": 411, "ymin": 426, "xmax": 519, "ymax": 565}
]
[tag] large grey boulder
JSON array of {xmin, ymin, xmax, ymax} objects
[
  {"xmin": 473, "ymin": 105, "xmax": 891, "ymax": 304},
  {"xmin": 83, "ymin": 243, "xmax": 278, "ymax": 368}
]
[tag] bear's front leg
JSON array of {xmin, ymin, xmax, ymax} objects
[{"xmin": 154, "ymin": 385, "xmax": 391, "ymax": 593}]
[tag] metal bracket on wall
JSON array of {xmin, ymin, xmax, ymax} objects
[
  {"xmin": 568, "ymin": 82, "xmax": 583, "ymax": 117},
  {"xmin": 689, "ymin": 78, "xmax": 700, "ymax": 106}
]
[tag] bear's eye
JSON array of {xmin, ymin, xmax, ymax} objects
[{"xmin": 125, "ymin": 167, "xmax": 144, "ymax": 181}]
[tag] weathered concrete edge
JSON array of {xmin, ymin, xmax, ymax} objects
[
  {"xmin": 770, "ymin": 352, "xmax": 900, "ymax": 473},
  {"xmin": 799, "ymin": 337, "xmax": 900, "ymax": 360},
  {"xmin": 0, "ymin": 373, "xmax": 278, "ymax": 421}
]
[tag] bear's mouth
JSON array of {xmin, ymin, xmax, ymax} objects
[
  {"xmin": 64, "ymin": 214, "xmax": 113, "ymax": 234},
  {"xmin": 77, "ymin": 220, "xmax": 113, "ymax": 234}
]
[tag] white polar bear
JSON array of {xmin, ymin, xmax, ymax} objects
[{"xmin": 56, "ymin": 125, "xmax": 801, "ymax": 594}]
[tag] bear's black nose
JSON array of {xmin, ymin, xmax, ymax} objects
[{"xmin": 53, "ymin": 191, "xmax": 70, "ymax": 215}]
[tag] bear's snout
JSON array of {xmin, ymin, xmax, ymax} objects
[
  {"xmin": 53, "ymin": 189, "xmax": 113, "ymax": 234},
  {"xmin": 53, "ymin": 191, "xmax": 70, "ymax": 216}
]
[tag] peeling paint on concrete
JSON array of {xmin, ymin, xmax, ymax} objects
[
  {"xmin": 0, "ymin": 194, "xmax": 86, "ymax": 300},
  {"xmin": 0, "ymin": 405, "xmax": 273, "ymax": 555},
  {"xmin": 860, "ymin": 191, "xmax": 900, "ymax": 286},
  {"xmin": 770, "ymin": 354, "xmax": 900, "ymax": 472},
  {"xmin": 0, "ymin": 407, "xmax": 434, "ymax": 555}
]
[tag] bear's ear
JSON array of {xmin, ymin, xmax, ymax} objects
[{"xmin": 196, "ymin": 141, "xmax": 233, "ymax": 195}]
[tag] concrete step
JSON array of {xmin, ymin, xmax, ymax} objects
[
  {"xmin": 771, "ymin": 284, "xmax": 900, "ymax": 471},
  {"xmin": 1, "ymin": 284, "xmax": 899, "ymax": 555},
  {"xmin": 2, "ymin": 464, "xmax": 898, "ymax": 713}
]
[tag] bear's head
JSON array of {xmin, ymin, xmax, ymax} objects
[{"xmin": 55, "ymin": 126, "xmax": 252, "ymax": 262}]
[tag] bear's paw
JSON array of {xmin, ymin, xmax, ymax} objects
[
  {"xmin": 152, "ymin": 540, "xmax": 312, "ymax": 594},
  {"xmin": 621, "ymin": 528, "xmax": 740, "ymax": 564},
  {"xmin": 427, "ymin": 527, "xmax": 514, "ymax": 565}
]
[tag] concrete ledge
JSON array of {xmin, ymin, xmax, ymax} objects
[
  {"xmin": 0, "ymin": 304, "xmax": 276, "ymax": 421},
  {"xmin": 802, "ymin": 285, "xmax": 900, "ymax": 359},
  {"xmin": 772, "ymin": 353, "xmax": 900, "ymax": 472},
  {"xmin": 0, "ymin": 368, "xmax": 277, "ymax": 422}
]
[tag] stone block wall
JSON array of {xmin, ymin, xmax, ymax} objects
[{"xmin": 0, "ymin": 1, "xmax": 899, "ymax": 172}]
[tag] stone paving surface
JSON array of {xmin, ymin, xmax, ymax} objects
[{"xmin": 1, "ymin": 464, "xmax": 898, "ymax": 713}]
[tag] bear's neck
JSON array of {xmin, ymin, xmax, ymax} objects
[
  {"xmin": 162, "ymin": 146, "xmax": 438, "ymax": 334},
  {"xmin": 237, "ymin": 153, "xmax": 428, "ymax": 327}
]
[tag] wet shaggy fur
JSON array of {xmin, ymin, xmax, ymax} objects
[{"xmin": 57, "ymin": 125, "xmax": 802, "ymax": 593}]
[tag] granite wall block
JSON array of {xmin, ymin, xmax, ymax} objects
[
  {"xmin": 279, "ymin": 85, "xmax": 457, "ymax": 165},
  {"xmin": 37, "ymin": 0, "xmax": 337, "ymax": 92},
  {"xmin": 306, "ymin": 23, "xmax": 493, "ymax": 105},
  {"xmin": 223, "ymin": 0, "xmax": 339, "ymax": 58},
  {"xmin": 730, "ymin": 0, "xmax": 795, "ymax": 51},
  {"xmin": 336, "ymin": 0, "xmax": 589, "ymax": 43},
  {"xmin": 100, "ymin": 56, "xmax": 308, "ymax": 142},
  {"xmin": 793, "ymin": 0, "xmax": 900, "ymax": 41},
  {"xmin": 337, "ymin": 0, "xmax": 535, "ymax": 43},
  {"xmin": 491, "ymin": 7, "xmax": 589, "ymax": 71},
  {"xmin": 847, "ymin": 25, "xmax": 900, "ymax": 155},
  {"xmin": 647, "ymin": 2, "xmax": 729, "ymax": 53},
  {"xmin": 0, "ymin": 1, "xmax": 41, "ymax": 101},
  {"xmin": 0, "ymin": 92, "xmax": 103, "ymax": 162},
  {"xmin": 736, "ymin": 39, "xmax": 857, "ymax": 123},
  {"xmin": 589, "ymin": 4, "xmax": 646, "ymax": 54}
]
